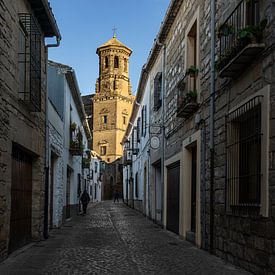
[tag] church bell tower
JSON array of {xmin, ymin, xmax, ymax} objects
[{"xmin": 93, "ymin": 35, "xmax": 135, "ymax": 163}]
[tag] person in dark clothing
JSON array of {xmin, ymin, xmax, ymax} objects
[
  {"xmin": 80, "ymin": 189, "xmax": 90, "ymax": 215},
  {"xmin": 113, "ymin": 190, "xmax": 119, "ymax": 203}
]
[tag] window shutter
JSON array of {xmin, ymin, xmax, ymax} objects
[
  {"xmin": 141, "ymin": 107, "xmax": 144, "ymax": 136},
  {"xmin": 154, "ymin": 72, "xmax": 162, "ymax": 110},
  {"xmin": 144, "ymin": 105, "xmax": 147, "ymax": 136},
  {"xmin": 137, "ymin": 117, "xmax": 141, "ymax": 142}
]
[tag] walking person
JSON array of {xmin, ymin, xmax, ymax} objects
[
  {"xmin": 113, "ymin": 189, "xmax": 119, "ymax": 203},
  {"xmin": 80, "ymin": 189, "xmax": 90, "ymax": 215}
]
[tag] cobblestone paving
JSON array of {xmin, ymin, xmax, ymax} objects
[{"xmin": 0, "ymin": 201, "xmax": 249, "ymax": 274}]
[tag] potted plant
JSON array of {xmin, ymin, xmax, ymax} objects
[
  {"xmin": 237, "ymin": 19, "xmax": 268, "ymax": 44},
  {"xmin": 217, "ymin": 23, "xmax": 235, "ymax": 38},
  {"xmin": 76, "ymin": 129, "xmax": 83, "ymax": 142},
  {"xmin": 70, "ymin": 140, "xmax": 78, "ymax": 149},
  {"xmin": 82, "ymin": 157, "xmax": 90, "ymax": 169},
  {"xmin": 184, "ymin": 90, "xmax": 198, "ymax": 105},
  {"xmin": 186, "ymin": 66, "xmax": 199, "ymax": 77},
  {"xmin": 70, "ymin": 122, "xmax": 77, "ymax": 131}
]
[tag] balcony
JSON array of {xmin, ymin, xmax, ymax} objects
[
  {"xmin": 177, "ymin": 70, "xmax": 199, "ymax": 119},
  {"xmin": 69, "ymin": 141, "xmax": 83, "ymax": 156},
  {"xmin": 69, "ymin": 124, "xmax": 84, "ymax": 156},
  {"xmin": 217, "ymin": 0, "xmax": 267, "ymax": 78},
  {"xmin": 82, "ymin": 157, "xmax": 90, "ymax": 169}
]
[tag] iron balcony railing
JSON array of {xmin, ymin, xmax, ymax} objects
[
  {"xmin": 217, "ymin": 0, "xmax": 265, "ymax": 72},
  {"xmin": 177, "ymin": 72, "xmax": 199, "ymax": 118}
]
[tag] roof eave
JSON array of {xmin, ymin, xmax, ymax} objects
[{"xmin": 28, "ymin": 0, "xmax": 61, "ymax": 38}]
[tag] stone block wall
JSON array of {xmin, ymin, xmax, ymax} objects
[
  {"xmin": 0, "ymin": 0, "xmax": 47, "ymax": 261},
  {"xmin": 208, "ymin": 0, "xmax": 275, "ymax": 273},
  {"xmin": 161, "ymin": 0, "xmax": 275, "ymax": 272},
  {"xmin": 163, "ymin": 0, "xmax": 212, "ymax": 249}
]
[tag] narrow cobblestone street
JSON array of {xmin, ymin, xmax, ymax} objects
[{"xmin": 0, "ymin": 201, "xmax": 248, "ymax": 274}]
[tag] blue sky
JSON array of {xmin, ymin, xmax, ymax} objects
[{"xmin": 48, "ymin": 0, "xmax": 170, "ymax": 96}]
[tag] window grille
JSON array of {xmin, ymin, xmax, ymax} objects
[
  {"xmin": 226, "ymin": 96, "xmax": 263, "ymax": 216},
  {"xmin": 154, "ymin": 72, "xmax": 162, "ymax": 110},
  {"xmin": 18, "ymin": 14, "xmax": 42, "ymax": 112}
]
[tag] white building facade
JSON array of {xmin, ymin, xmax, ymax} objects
[{"xmin": 47, "ymin": 61, "xmax": 91, "ymax": 227}]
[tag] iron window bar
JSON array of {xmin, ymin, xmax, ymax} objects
[
  {"xmin": 225, "ymin": 95, "xmax": 263, "ymax": 216},
  {"xmin": 19, "ymin": 13, "xmax": 42, "ymax": 112}
]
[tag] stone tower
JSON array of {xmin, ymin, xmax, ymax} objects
[{"xmin": 93, "ymin": 36, "xmax": 135, "ymax": 163}]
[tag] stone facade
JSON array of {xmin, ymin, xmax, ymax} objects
[
  {"xmin": 122, "ymin": 0, "xmax": 275, "ymax": 273},
  {"xmin": 210, "ymin": 1, "xmax": 275, "ymax": 273},
  {"xmin": 93, "ymin": 36, "xmax": 135, "ymax": 163},
  {"xmin": 47, "ymin": 61, "xmax": 91, "ymax": 224},
  {"xmin": 0, "ymin": 0, "xmax": 60, "ymax": 261}
]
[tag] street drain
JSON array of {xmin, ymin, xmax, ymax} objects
[
  {"xmin": 124, "ymin": 214, "xmax": 136, "ymax": 217},
  {"xmin": 168, "ymin": 242, "xmax": 178, "ymax": 246},
  {"xmin": 64, "ymin": 225, "xmax": 73, "ymax": 228}
]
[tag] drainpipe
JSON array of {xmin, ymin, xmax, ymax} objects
[
  {"xmin": 46, "ymin": 36, "xmax": 61, "ymax": 48},
  {"xmin": 43, "ymin": 37, "xmax": 61, "ymax": 239},
  {"xmin": 156, "ymin": 40, "xmax": 166, "ymax": 225},
  {"xmin": 210, "ymin": 0, "xmax": 216, "ymax": 252}
]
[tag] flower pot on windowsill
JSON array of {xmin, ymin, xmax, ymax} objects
[
  {"xmin": 183, "ymin": 90, "xmax": 198, "ymax": 112},
  {"xmin": 186, "ymin": 66, "xmax": 199, "ymax": 78},
  {"xmin": 237, "ymin": 19, "xmax": 268, "ymax": 46},
  {"xmin": 177, "ymin": 90, "xmax": 199, "ymax": 118}
]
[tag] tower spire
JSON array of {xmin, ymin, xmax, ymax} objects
[{"xmin": 112, "ymin": 26, "xmax": 117, "ymax": 38}]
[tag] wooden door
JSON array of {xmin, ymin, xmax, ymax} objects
[
  {"xmin": 9, "ymin": 147, "xmax": 32, "ymax": 253},
  {"xmin": 166, "ymin": 162, "xmax": 180, "ymax": 234}
]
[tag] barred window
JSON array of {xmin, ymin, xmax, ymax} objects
[
  {"xmin": 226, "ymin": 96, "xmax": 263, "ymax": 216},
  {"xmin": 18, "ymin": 14, "xmax": 41, "ymax": 112},
  {"xmin": 154, "ymin": 72, "xmax": 162, "ymax": 110}
]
